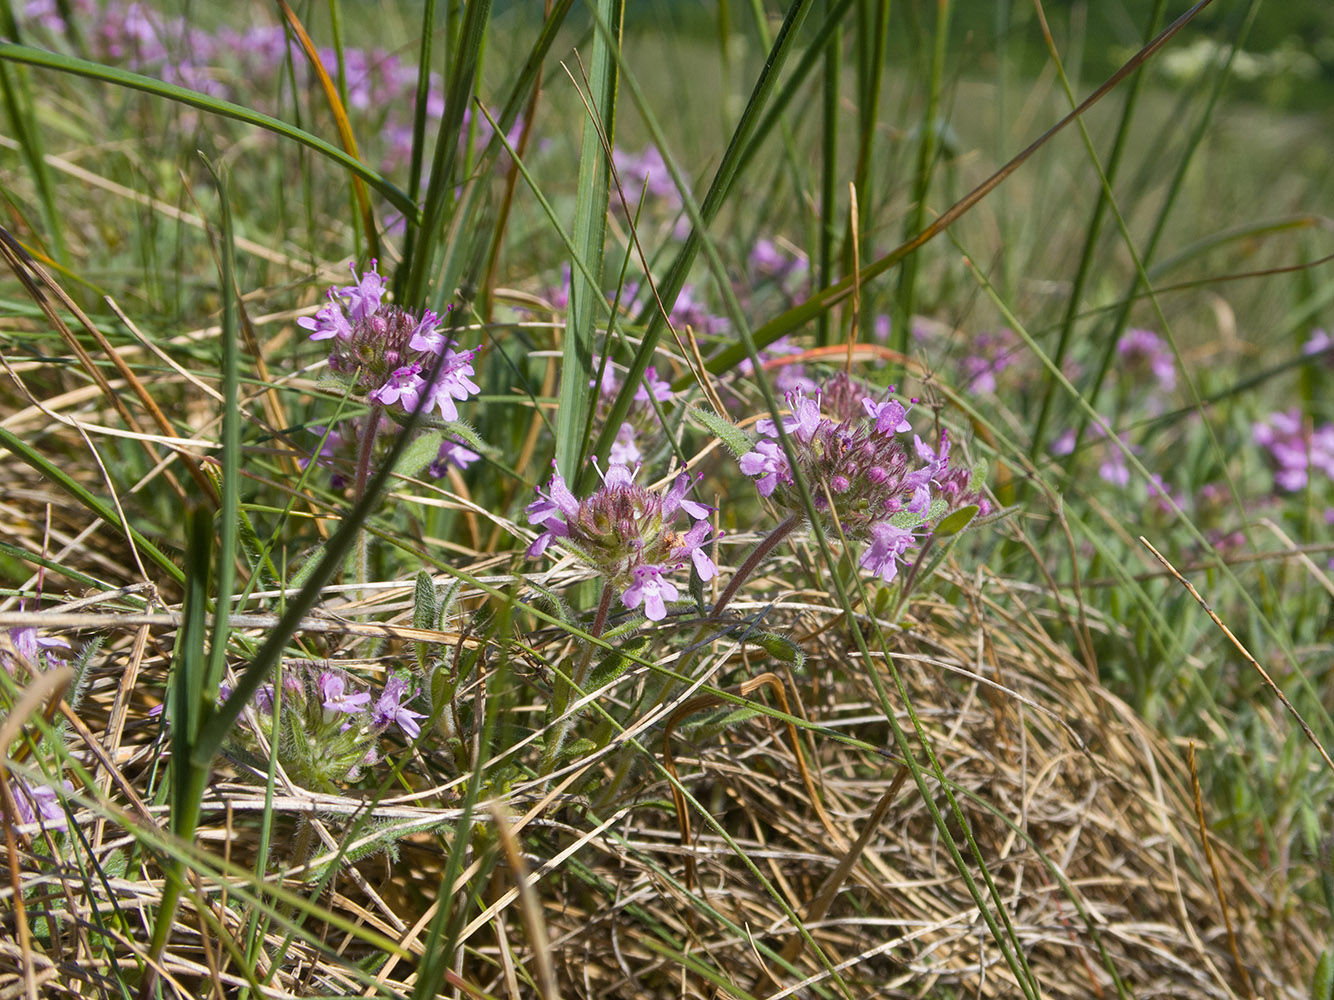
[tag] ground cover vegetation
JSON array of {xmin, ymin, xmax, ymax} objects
[{"xmin": 0, "ymin": 0, "xmax": 1331, "ymax": 996}]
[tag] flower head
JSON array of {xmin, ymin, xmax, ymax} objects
[
  {"xmin": 621, "ymin": 564, "xmax": 678, "ymax": 621},
  {"xmin": 526, "ymin": 463, "xmax": 715, "ymax": 621},
  {"xmin": 1117, "ymin": 328, "xmax": 1176, "ymax": 392},
  {"xmin": 3, "ymin": 625, "xmax": 70, "ymax": 675},
  {"xmin": 317, "ymin": 672, "xmax": 372, "ymax": 717},
  {"xmin": 7, "ymin": 778, "xmax": 72, "ymax": 832},
  {"xmin": 302, "ymin": 261, "xmax": 479, "ymax": 422},
  {"xmin": 1254, "ymin": 409, "xmax": 1334, "ymax": 492},
  {"xmin": 735, "ymin": 373, "xmax": 990, "ymax": 582},
  {"xmin": 372, "ymin": 676, "xmax": 426, "ymax": 739}
]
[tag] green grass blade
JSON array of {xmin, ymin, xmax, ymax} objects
[
  {"xmin": 891, "ymin": 0, "xmax": 951, "ymax": 365},
  {"xmin": 398, "ymin": 0, "xmax": 493, "ymax": 306},
  {"xmin": 203, "ymin": 158, "xmax": 238, "ymax": 705},
  {"xmin": 557, "ymin": 0, "xmax": 623, "ymax": 482},
  {"xmin": 0, "ymin": 11, "xmax": 69, "ymax": 265},
  {"xmin": 584, "ymin": 0, "xmax": 820, "ymax": 486},
  {"xmin": 815, "ymin": 4, "xmax": 840, "ymax": 348},
  {"xmin": 0, "ymin": 41, "xmax": 416, "ymax": 217},
  {"xmin": 1029, "ymin": 0, "xmax": 1167, "ymax": 460},
  {"xmin": 143, "ymin": 502, "xmax": 213, "ymax": 986}
]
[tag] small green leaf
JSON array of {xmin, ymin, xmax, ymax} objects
[
  {"xmin": 435, "ymin": 420, "xmax": 492, "ymax": 455},
  {"xmin": 1314, "ymin": 950, "xmax": 1333, "ymax": 1000},
  {"xmin": 933, "ymin": 504, "xmax": 979, "ymax": 538},
  {"xmin": 413, "ymin": 570, "xmax": 437, "ymax": 631},
  {"xmin": 972, "ymin": 503, "xmax": 1020, "ymax": 528},
  {"xmin": 750, "ymin": 630, "xmax": 806, "ymax": 670},
  {"xmin": 526, "ymin": 581, "xmax": 574, "ymax": 626},
  {"xmin": 393, "ymin": 430, "xmax": 446, "ymax": 480},
  {"xmin": 690, "ymin": 406, "xmax": 754, "ymax": 458},
  {"xmin": 435, "ymin": 578, "xmax": 464, "ymax": 629},
  {"xmin": 558, "ymin": 738, "xmax": 597, "ymax": 762},
  {"xmin": 588, "ymin": 634, "xmax": 649, "ymax": 689}
]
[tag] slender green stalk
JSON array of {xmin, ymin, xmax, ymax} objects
[
  {"xmin": 1029, "ymin": 0, "xmax": 1167, "ymax": 460},
  {"xmin": 815, "ymin": 3, "xmax": 839, "ymax": 347},
  {"xmin": 539, "ymin": 580, "xmax": 615, "ymax": 776},
  {"xmin": 892, "ymin": 0, "xmax": 951, "ymax": 368},
  {"xmin": 558, "ymin": 0, "xmax": 623, "ymax": 483}
]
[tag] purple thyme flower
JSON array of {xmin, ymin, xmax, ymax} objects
[
  {"xmin": 525, "ymin": 463, "xmax": 715, "ymax": 621},
  {"xmin": 609, "ymin": 422, "xmax": 642, "ymax": 467},
  {"xmin": 634, "ymin": 366, "xmax": 674, "ymax": 405},
  {"xmin": 7, "ymin": 778, "xmax": 72, "ymax": 832},
  {"xmin": 298, "ymin": 295, "xmax": 354, "ymax": 342},
  {"xmin": 735, "ymin": 373, "xmax": 990, "ymax": 579},
  {"xmin": 1253, "ymin": 409, "xmax": 1334, "ymax": 491},
  {"xmin": 429, "ymin": 439, "xmax": 481, "ymax": 478},
  {"xmin": 369, "ymin": 363, "xmax": 425, "ymax": 409},
  {"xmin": 372, "ymin": 676, "xmax": 426, "ymax": 739},
  {"xmin": 1117, "ymin": 328, "xmax": 1176, "ymax": 392},
  {"xmin": 1050, "ymin": 428, "xmax": 1077, "ymax": 457},
  {"xmin": 612, "ymin": 145, "xmax": 679, "ymax": 204},
  {"xmin": 406, "ymin": 309, "xmax": 447, "ymax": 353},
  {"xmin": 317, "ymin": 672, "xmax": 372, "ymax": 717},
  {"xmin": 338, "ymin": 260, "xmax": 387, "ymax": 322},
  {"xmin": 1304, "ymin": 329, "xmax": 1333, "ymax": 369},
  {"xmin": 424, "ymin": 349, "xmax": 481, "ymax": 422},
  {"xmin": 859, "ymin": 521, "xmax": 919, "ymax": 584},
  {"xmin": 755, "ymin": 388, "xmax": 822, "ymax": 442},
  {"xmin": 738, "ymin": 439, "xmax": 790, "ymax": 497},
  {"xmin": 3, "ymin": 625, "xmax": 70, "ymax": 674},
  {"xmin": 621, "ymin": 564, "xmax": 678, "ymax": 621},
  {"xmin": 863, "ymin": 395, "xmax": 913, "ymax": 435},
  {"xmin": 302, "ymin": 261, "xmax": 480, "ymax": 422},
  {"xmin": 959, "ymin": 328, "xmax": 1021, "ymax": 395},
  {"xmin": 671, "ymin": 520, "xmax": 717, "ymax": 581}
]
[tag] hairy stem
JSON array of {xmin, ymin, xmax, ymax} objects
[
  {"xmin": 711, "ymin": 512, "xmax": 802, "ymax": 617},
  {"xmin": 539, "ymin": 579, "xmax": 615, "ymax": 776},
  {"xmin": 351, "ymin": 404, "xmax": 383, "ymax": 593}
]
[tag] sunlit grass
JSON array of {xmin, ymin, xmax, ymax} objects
[{"xmin": 0, "ymin": 1, "xmax": 1331, "ymax": 997}]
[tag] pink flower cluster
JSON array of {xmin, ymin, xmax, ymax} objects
[
  {"xmin": 1253, "ymin": 410, "xmax": 1334, "ymax": 492},
  {"xmin": 526, "ymin": 464, "xmax": 716, "ymax": 622},
  {"xmin": 737, "ymin": 374, "xmax": 990, "ymax": 584},
  {"xmin": 301, "ymin": 262, "xmax": 480, "ymax": 423}
]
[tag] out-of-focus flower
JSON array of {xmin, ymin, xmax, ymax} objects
[
  {"xmin": 2, "ymin": 625, "xmax": 70, "ymax": 675},
  {"xmin": 1303, "ymin": 329, "xmax": 1333, "ymax": 367},
  {"xmin": 6, "ymin": 778, "xmax": 73, "ymax": 832},
  {"xmin": 1117, "ymin": 328, "xmax": 1176, "ymax": 392},
  {"xmin": 1253, "ymin": 409, "xmax": 1334, "ymax": 492}
]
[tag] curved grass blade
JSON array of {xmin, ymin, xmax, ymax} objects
[
  {"xmin": 276, "ymin": 0, "xmax": 379, "ymax": 262},
  {"xmin": 557, "ymin": 0, "xmax": 624, "ymax": 482},
  {"xmin": 0, "ymin": 41, "xmax": 417, "ymax": 217},
  {"xmin": 692, "ymin": 0, "xmax": 1220, "ymax": 383}
]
